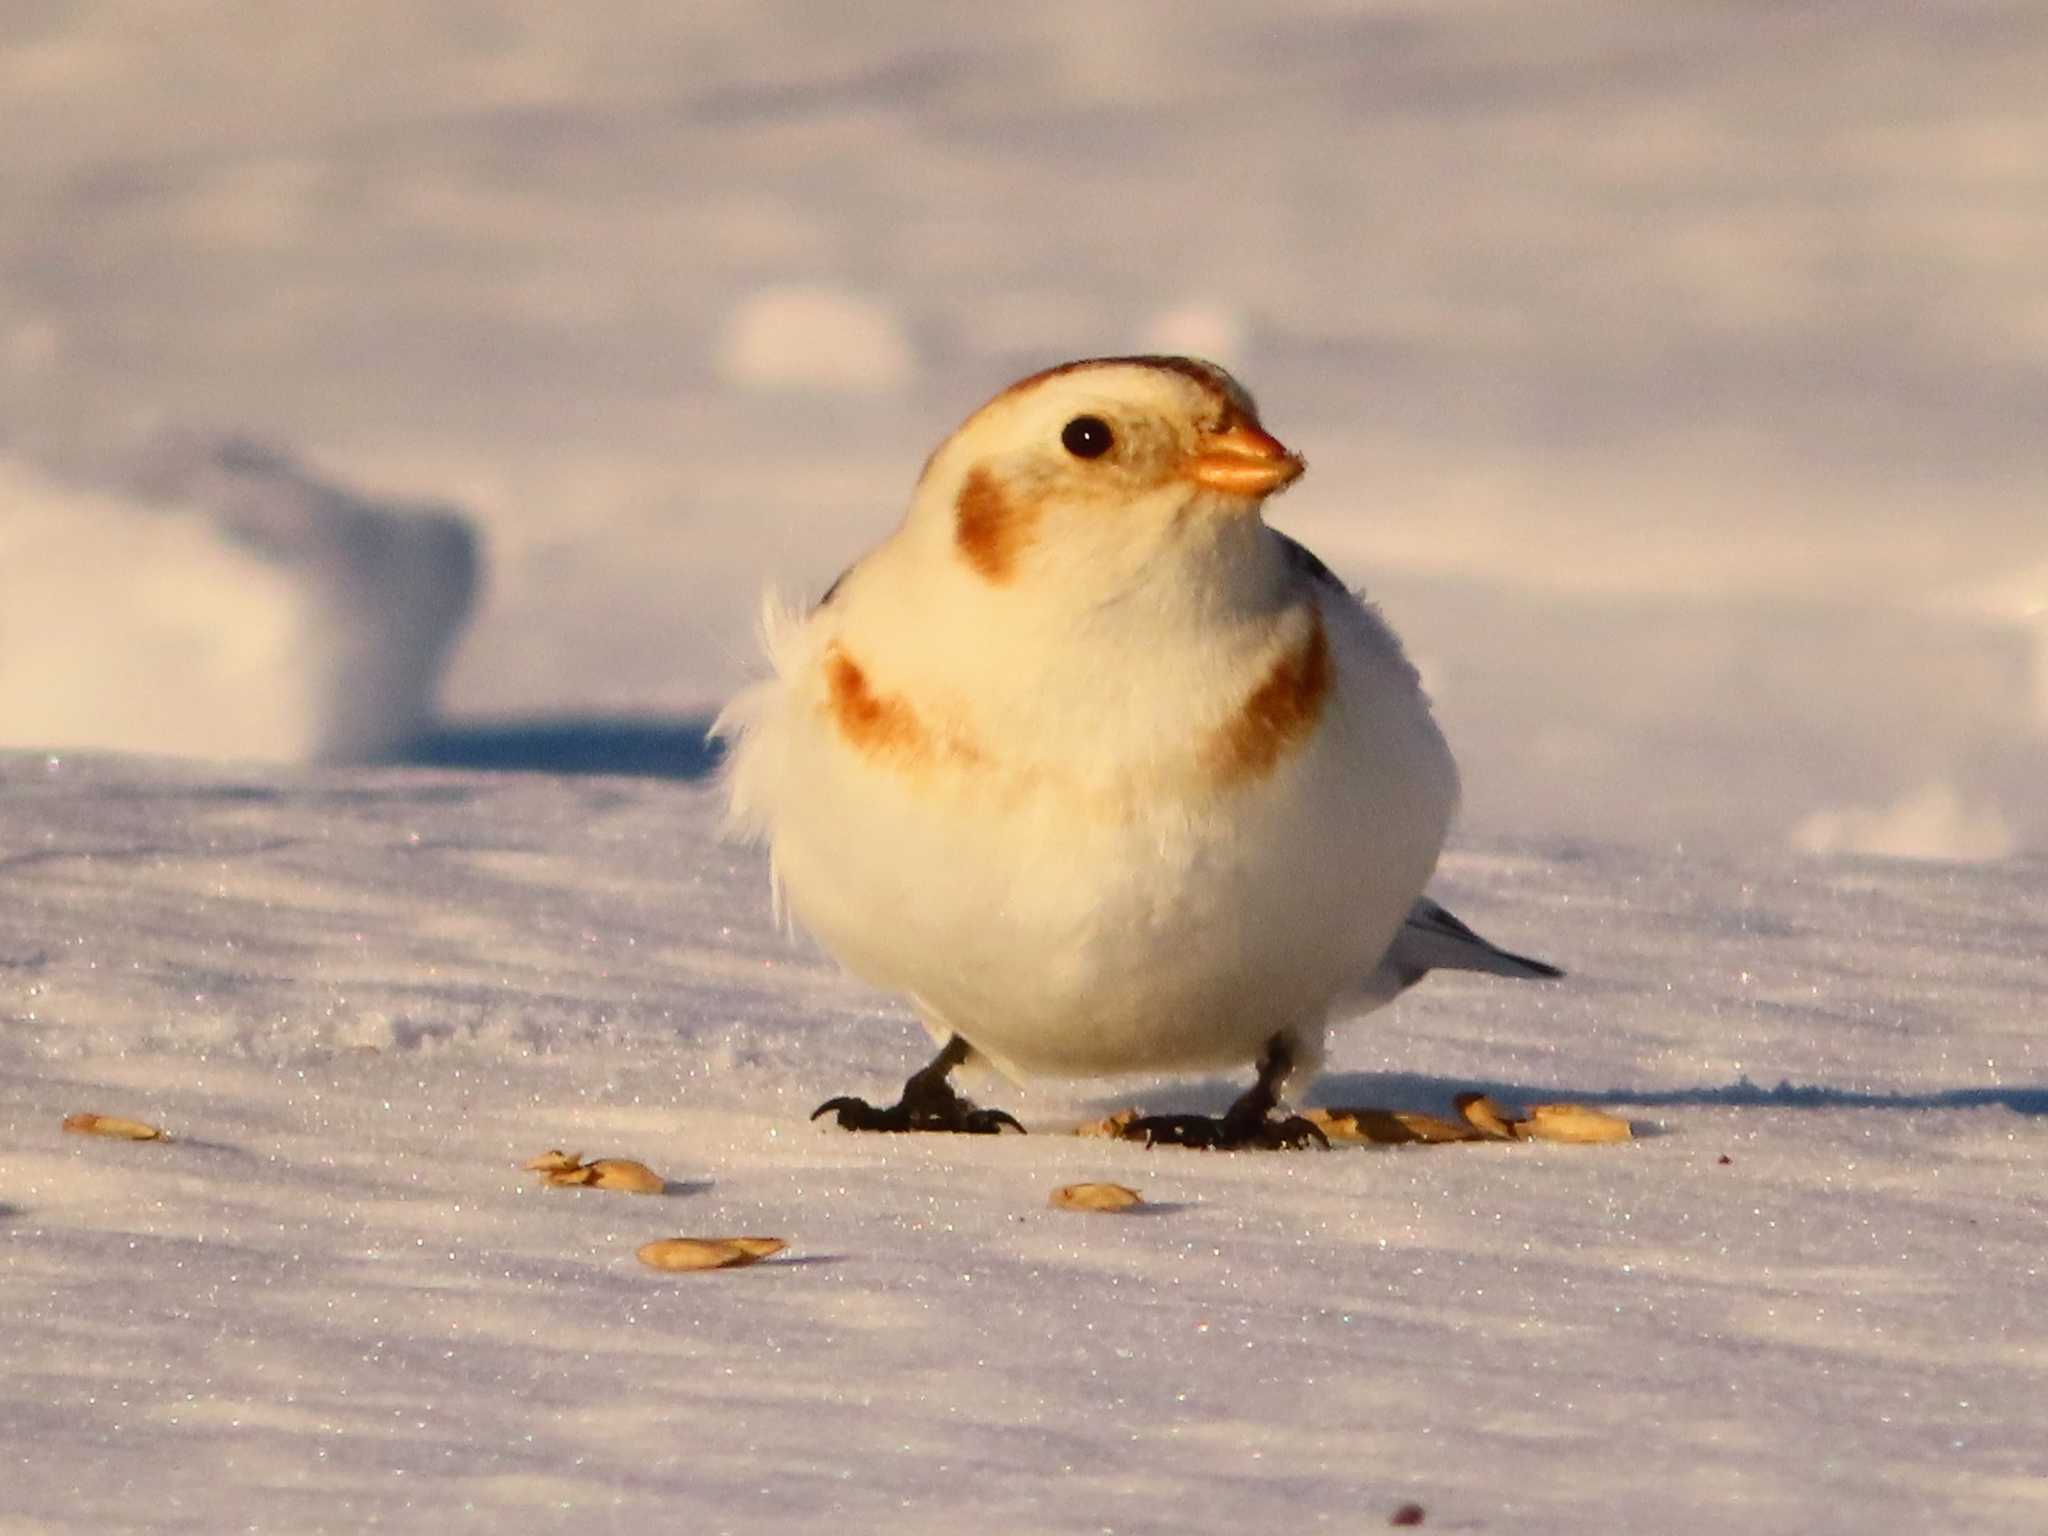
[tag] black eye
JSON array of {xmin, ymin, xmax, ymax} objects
[{"xmin": 1060, "ymin": 415, "xmax": 1114, "ymax": 459}]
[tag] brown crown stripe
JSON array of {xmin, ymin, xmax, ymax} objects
[
  {"xmin": 993, "ymin": 355, "xmax": 1254, "ymax": 421},
  {"xmin": 1202, "ymin": 609, "xmax": 1332, "ymax": 786},
  {"xmin": 954, "ymin": 465, "xmax": 1036, "ymax": 583}
]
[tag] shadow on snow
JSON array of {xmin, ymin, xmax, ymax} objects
[
  {"xmin": 1071, "ymin": 1072, "xmax": 2048, "ymax": 1121},
  {"xmin": 1311, "ymin": 1072, "xmax": 2048, "ymax": 1119},
  {"xmin": 394, "ymin": 714, "xmax": 722, "ymax": 780}
]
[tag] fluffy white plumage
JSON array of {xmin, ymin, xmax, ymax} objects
[{"xmin": 718, "ymin": 357, "xmax": 1533, "ymax": 1138}]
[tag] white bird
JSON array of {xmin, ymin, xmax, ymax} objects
[{"xmin": 716, "ymin": 356, "xmax": 1557, "ymax": 1147}]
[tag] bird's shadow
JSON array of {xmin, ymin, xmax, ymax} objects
[
  {"xmin": 1076, "ymin": 1072, "xmax": 2048, "ymax": 1120},
  {"xmin": 394, "ymin": 714, "xmax": 721, "ymax": 780},
  {"xmin": 1312, "ymin": 1072, "xmax": 2048, "ymax": 1118}
]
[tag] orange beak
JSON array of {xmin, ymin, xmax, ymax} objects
[{"xmin": 1183, "ymin": 420, "xmax": 1306, "ymax": 499}]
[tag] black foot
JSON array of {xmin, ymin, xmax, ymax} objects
[
  {"xmin": 812, "ymin": 1092, "xmax": 1024, "ymax": 1135},
  {"xmin": 811, "ymin": 1034, "xmax": 1025, "ymax": 1135},
  {"xmin": 1122, "ymin": 1106, "xmax": 1328, "ymax": 1150},
  {"xmin": 1119, "ymin": 1032, "xmax": 1328, "ymax": 1150}
]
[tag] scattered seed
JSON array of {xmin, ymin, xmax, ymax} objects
[
  {"xmin": 1303, "ymin": 1097, "xmax": 1638, "ymax": 1150},
  {"xmin": 1050, "ymin": 1182, "xmax": 1144, "ymax": 1213},
  {"xmin": 1453, "ymin": 1093, "xmax": 1517, "ymax": 1140},
  {"xmin": 1516, "ymin": 1103, "xmax": 1633, "ymax": 1144},
  {"xmin": 62, "ymin": 1113, "xmax": 165, "ymax": 1141},
  {"xmin": 636, "ymin": 1237, "xmax": 786, "ymax": 1272},
  {"xmin": 526, "ymin": 1149, "xmax": 668, "ymax": 1192},
  {"xmin": 523, "ymin": 1149, "xmax": 584, "ymax": 1173},
  {"xmin": 1307, "ymin": 1108, "xmax": 1480, "ymax": 1145},
  {"xmin": 1390, "ymin": 1503, "xmax": 1427, "ymax": 1526},
  {"xmin": 583, "ymin": 1159, "xmax": 665, "ymax": 1194}
]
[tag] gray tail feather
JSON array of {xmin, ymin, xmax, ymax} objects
[{"xmin": 1386, "ymin": 896, "xmax": 1564, "ymax": 983}]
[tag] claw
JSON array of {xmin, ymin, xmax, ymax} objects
[
  {"xmin": 811, "ymin": 1095, "xmax": 905, "ymax": 1131},
  {"xmin": 810, "ymin": 1090, "xmax": 1024, "ymax": 1135},
  {"xmin": 812, "ymin": 1095, "xmax": 924, "ymax": 1132},
  {"xmin": 1118, "ymin": 1033, "xmax": 1330, "ymax": 1150},
  {"xmin": 963, "ymin": 1107, "xmax": 1027, "ymax": 1136}
]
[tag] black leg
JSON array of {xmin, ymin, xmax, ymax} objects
[
  {"xmin": 1122, "ymin": 1035, "xmax": 1328, "ymax": 1151},
  {"xmin": 813, "ymin": 1034, "xmax": 1026, "ymax": 1135}
]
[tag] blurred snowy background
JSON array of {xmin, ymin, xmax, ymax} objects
[{"xmin": 3, "ymin": 1, "xmax": 2043, "ymax": 855}]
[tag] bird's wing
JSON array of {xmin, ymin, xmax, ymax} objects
[
  {"xmin": 1274, "ymin": 536, "xmax": 1540, "ymax": 993},
  {"xmin": 1277, "ymin": 531, "xmax": 1349, "ymax": 597},
  {"xmin": 1383, "ymin": 897, "xmax": 1564, "ymax": 987},
  {"xmin": 814, "ymin": 565, "xmax": 851, "ymax": 611},
  {"xmin": 1277, "ymin": 530, "xmax": 1433, "ymax": 696}
]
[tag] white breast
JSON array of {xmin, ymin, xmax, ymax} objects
[{"xmin": 718, "ymin": 548, "xmax": 1457, "ymax": 1081}]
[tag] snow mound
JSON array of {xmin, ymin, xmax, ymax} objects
[
  {"xmin": 717, "ymin": 285, "xmax": 916, "ymax": 392},
  {"xmin": 1141, "ymin": 302, "xmax": 1249, "ymax": 367},
  {"xmin": 0, "ymin": 435, "xmax": 478, "ymax": 762},
  {"xmin": 1791, "ymin": 781, "xmax": 2017, "ymax": 862}
]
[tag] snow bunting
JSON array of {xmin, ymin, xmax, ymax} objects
[{"xmin": 716, "ymin": 356, "xmax": 1557, "ymax": 1147}]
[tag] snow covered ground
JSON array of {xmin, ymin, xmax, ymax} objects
[{"xmin": 3, "ymin": 753, "xmax": 2043, "ymax": 1532}]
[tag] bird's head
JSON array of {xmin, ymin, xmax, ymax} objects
[{"xmin": 905, "ymin": 356, "xmax": 1305, "ymax": 600}]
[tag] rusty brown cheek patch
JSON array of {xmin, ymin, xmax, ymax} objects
[
  {"xmin": 824, "ymin": 646, "xmax": 983, "ymax": 773},
  {"xmin": 953, "ymin": 466, "xmax": 1036, "ymax": 583},
  {"xmin": 825, "ymin": 617, "xmax": 1328, "ymax": 798},
  {"xmin": 1202, "ymin": 612, "xmax": 1332, "ymax": 786},
  {"xmin": 825, "ymin": 648, "xmax": 923, "ymax": 758}
]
